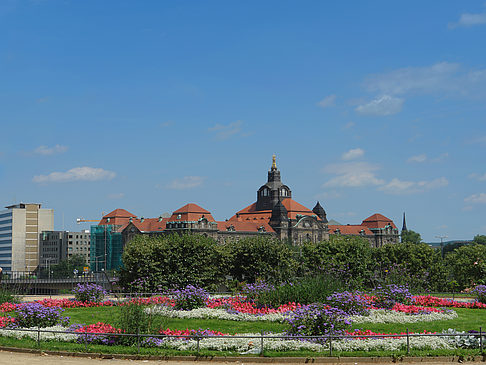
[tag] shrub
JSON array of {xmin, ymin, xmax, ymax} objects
[
  {"xmin": 371, "ymin": 284, "xmax": 413, "ymax": 309},
  {"xmin": 171, "ymin": 285, "xmax": 209, "ymax": 310},
  {"xmin": 241, "ymin": 280, "xmax": 275, "ymax": 302},
  {"xmin": 120, "ymin": 234, "xmax": 226, "ymax": 292},
  {"xmin": 242, "ymin": 276, "xmax": 344, "ymax": 308},
  {"xmin": 325, "ymin": 291, "xmax": 369, "ymax": 316},
  {"xmin": 285, "ymin": 303, "xmax": 351, "ymax": 342},
  {"xmin": 0, "ymin": 288, "xmax": 19, "ymax": 304},
  {"xmin": 13, "ymin": 303, "xmax": 69, "ymax": 328},
  {"xmin": 72, "ymin": 283, "xmax": 107, "ymax": 302},
  {"xmin": 472, "ymin": 285, "xmax": 486, "ymax": 304}
]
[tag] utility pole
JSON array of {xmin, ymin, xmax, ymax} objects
[{"xmin": 435, "ymin": 235, "xmax": 448, "ymax": 258}]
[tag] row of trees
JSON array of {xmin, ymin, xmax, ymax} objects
[{"xmin": 119, "ymin": 233, "xmax": 486, "ymax": 293}]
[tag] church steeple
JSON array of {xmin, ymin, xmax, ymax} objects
[{"xmin": 402, "ymin": 212, "xmax": 407, "ymax": 232}]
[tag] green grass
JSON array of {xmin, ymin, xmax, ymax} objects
[
  {"xmin": 352, "ymin": 308, "xmax": 486, "ymax": 333},
  {"xmin": 64, "ymin": 306, "xmax": 287, "ymax": 334}
]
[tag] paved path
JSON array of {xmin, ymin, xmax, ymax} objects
[{"xmin": 0, "ymin": 351, "xmax": 480, "ymax": 365}]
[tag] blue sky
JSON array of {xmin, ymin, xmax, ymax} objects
[{"xmin": 1, "ymin": 0, "xmax": 485, "ymax": 242}]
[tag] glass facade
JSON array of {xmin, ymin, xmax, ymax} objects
[{"xmin": 0, "ymin": 210, "xmax": 12, "ymax": 271}]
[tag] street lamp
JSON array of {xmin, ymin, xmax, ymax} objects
[{"xmin": 435, "ymin": 235, "xmax": 448, "ymax": 258}]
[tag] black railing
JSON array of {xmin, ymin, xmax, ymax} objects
[{"xmin": 0, "ymin": 326, "xmax": 484, "ymax": 356}]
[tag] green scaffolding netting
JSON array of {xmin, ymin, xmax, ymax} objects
[{"xmin": 90, "ymin": 225, "xmax": 123, "ymax": 271}]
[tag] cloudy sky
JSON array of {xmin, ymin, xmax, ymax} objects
[{"xmin": 1, "ymin": 1, "xmax": 485, "ymax": 242}]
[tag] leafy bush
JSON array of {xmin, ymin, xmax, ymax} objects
[
  {"xmin": 225, "ymin": 236, "xmax": 298, "ymax": 283},
  {"xmin": 171, "ymin": 285, "xmax": 209, "ymax": 310},
  {"xmin": 325, "ymin": 291, "xmax": 369, "ymax": 316},
  {"xmin": 13, "ymin": 303, "xmax": 69, "ymax": 328},
  {"xmin": 0, "ymin": 288, "xmax": 19, "ymax": 304},
  {"xmin": 72, "ymin": 283, "xmax": 107, "ymax": 302},
  {"xmin": 445, "ymin": 244, "xmax": 486, "ymax": 290},
  {"xmin": 371, "ymin": 284, "xmax": 413, "ymax": 309},
  {"xmin": 241, "ymin": 276, "xmax": 344, "ymax": 308},
  {"xmin": 472, "ymin": 285, "xmax": 486, "ymax": 304},
  {"xmin": 372, "ymin": 243, "xmax": 447, "ymax": 292},
  {"xmin": 284, "ymin": 303, "xmax": 351, "ymax": 342},
  {"xmin": 120, "ymin": 234, "xmax": 226, "ymax": 292},
  {"xmin": 301, "ymin": 236, "xmax": 374, "ymax": 289}
]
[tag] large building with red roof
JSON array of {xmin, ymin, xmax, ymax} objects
[{"xmin": 94, "ymin": 156, "xmax": 399, "ymax": 257}]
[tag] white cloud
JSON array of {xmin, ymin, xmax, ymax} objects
[
  {"xmin": 344, "ymin": 122, "xmax": 355, "ymax": 129},
  {"xmin": 407, "ymin": 154, "xmax": 427, "ymax": 163},
  {"xmin": 34, "ymin": 145, "xmax": 68, "ymax": 156},
  {"xmin": 160, "ymin": 121, "xmax": 173, "ymax": 128},
  {"xmin": 471, "ymin": 136, "xmax": 486, "ymax": 144},
  {"xmin": 469, "ymin": 173, "xmax": 486, "ymax": 181},
  {"xmin": 166, "ymin": 176, "xmax": 205, "ymax": 190},
  {"xmin": 363, "ymin": 62, "xmax": 486, "ymax": 99},
  {"xmin": 108, "ymin": 193, "xmax": 125, "ymax": 199},
  {"xmin": 449, "ymin": 12, "xmax": 486, "ymax": 28},
  {"xmin": 317, "ymin": 94, "xmax": 336, "ymax": 108},
  {"xmin": 33, "ymin": 167, "xmax": 116, "ymax": 183},
  {"xmin": 209, "ymin": 120, "xmax": 243, "ymax": 140},
  {"xmin": 355, "ymin": 95, "xmax": 404, "ymax": 116},
  {"xmin": 379, "ymin": 177, "xmax": 448, "ymax": 195},
  {"xmin": 323, "ymin": 162, "xmax": 384, "ymax": 188},
  {"xmin": 464, "ymin": 193, "xmax": 486, "ymax": 204},
  {"xmin": 342, "ymin": 148, "xmax": 364, "ymax": 161},
  {"xmin": 407, "ymin": 153, "xmax": 448, "ymax": 163}
]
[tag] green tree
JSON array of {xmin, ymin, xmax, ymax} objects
[
  {"xmin": 372, "ymin": 242, "xmax": 447, "ymax": 292},
  {"xmin": 473, "ymin": 234, "xmax": 486, "ymax": 245},
  {"xmin": 49, "ymin": 254, "xmax": 86, "ymax": 278},
  {"xmin": 445, "ymin": 244, "xmax": 486, "ymax": 289},
  {"xmin": 301, "ymin": 235, "xmax": 374, "ymax": 289},
  {"xmin": 225, "ymin": 236, "xmax": 298, "ymax": 283},
  {"xmin": 401, "ymin": 229, "xmax": 422, "ymax": 244},
  {"xmin": 119, "ymin": 233, "xmax": 226, "ymax": 292}
]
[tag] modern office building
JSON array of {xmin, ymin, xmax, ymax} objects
[
  {"xmin": 39, "ymin": 230, "xmax": 91, "ymax": 269},
  {"xmin": 0, "ymin": 203, "xmax": 54, "ymax": 272}
]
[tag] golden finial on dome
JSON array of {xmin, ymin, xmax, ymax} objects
[{"xmin": 272, "ymin": 154, "xmax": 277, "ymax": 169}]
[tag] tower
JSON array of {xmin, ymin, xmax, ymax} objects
[
  {"xmin": 402, "ymin": 212, "xmax": 407, "ymax": 232},
  {"xmin": 255, "ymin": 155, "xmax": 292, "ymax": 211}
]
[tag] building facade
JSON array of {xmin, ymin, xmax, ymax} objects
[
  {"xmin": 0, "ymin": 203, "xmax": 53, "ymax": 272},
  {"xmin": 90, "ymin": 157, "xmax": 400, "ymax": 270},
  {"xmin": 39, "ymin": 230, "xmax": 91, "ymax": 269}
]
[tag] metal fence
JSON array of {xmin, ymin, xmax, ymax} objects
[{"xmin": 0, "ymin": 326, "xmax": 484, "ymax": 356}]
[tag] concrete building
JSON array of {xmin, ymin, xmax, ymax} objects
[
  {"xmin": 39, "ymin": 230, "xmax": 91, "ymax": 269},
  {"xmin": 0, "ymin": 203, "xmax": 53, "ymax": 272}
]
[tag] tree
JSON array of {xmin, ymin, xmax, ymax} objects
[
  {"xmin": 49, "ymin": 254, "xmax": 86, "ymax": 278},
  {"xmin": 301, "ymin": 235, "xmax": 374, "ymax": 289},
  {"xmin": 225, "ymin": 236, "xmax": 298, "ymax": 283},
  {"xmin": 401, "ymin": 229, "xmax": 422, "ymax": 244},
  {"xmin": 373, "ymin": 242, "xmax": 447, "ymax": 292},
  {"xmin": 473, "ymin": 234, "xmax": 486, "ymax": 245},
  {"xmin": 445, "ymin": 244, "xmax": 486, "ymax": 289},
  {"xmin": 119, "ymin": 233, "xmax": 226, "ymax": 292}
]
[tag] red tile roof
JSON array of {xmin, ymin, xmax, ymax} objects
[
  {"xmin": 361, "ymin": 213, "xmax": 397, "ymax": 229},
  {"xmin": 328, "ymin": 224, "xmax": 373, "ymax": 235},
  {"xmin": 99, "ymin": 208, "xmax": 137, "ymax": 226},
  {"xmin": 168, "ymin": 203, "xmax": 216, "ymax": 222},
  {"xmin": 117, "ymin": 217, "xmax": 168, "ymax": 233},
  {"xmin": 229, "ymin": 198, "xmax": 319, "ymax": 222}
]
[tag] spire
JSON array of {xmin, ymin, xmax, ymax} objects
[
  {"xmin": 402, "ymin": 212, "xmax": 407, "ymax": 232},
  {"xmin": 312, "ymin": 201, "xmax": 328, "ymax": 223},
  {"xmin": 271, "ymin": 154, "xmax": 277, "ymax": 171}
]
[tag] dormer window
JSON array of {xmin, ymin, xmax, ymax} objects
[{"xmin": 177, "ymin": 214, "xmax": 181, "ymax": 220}]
